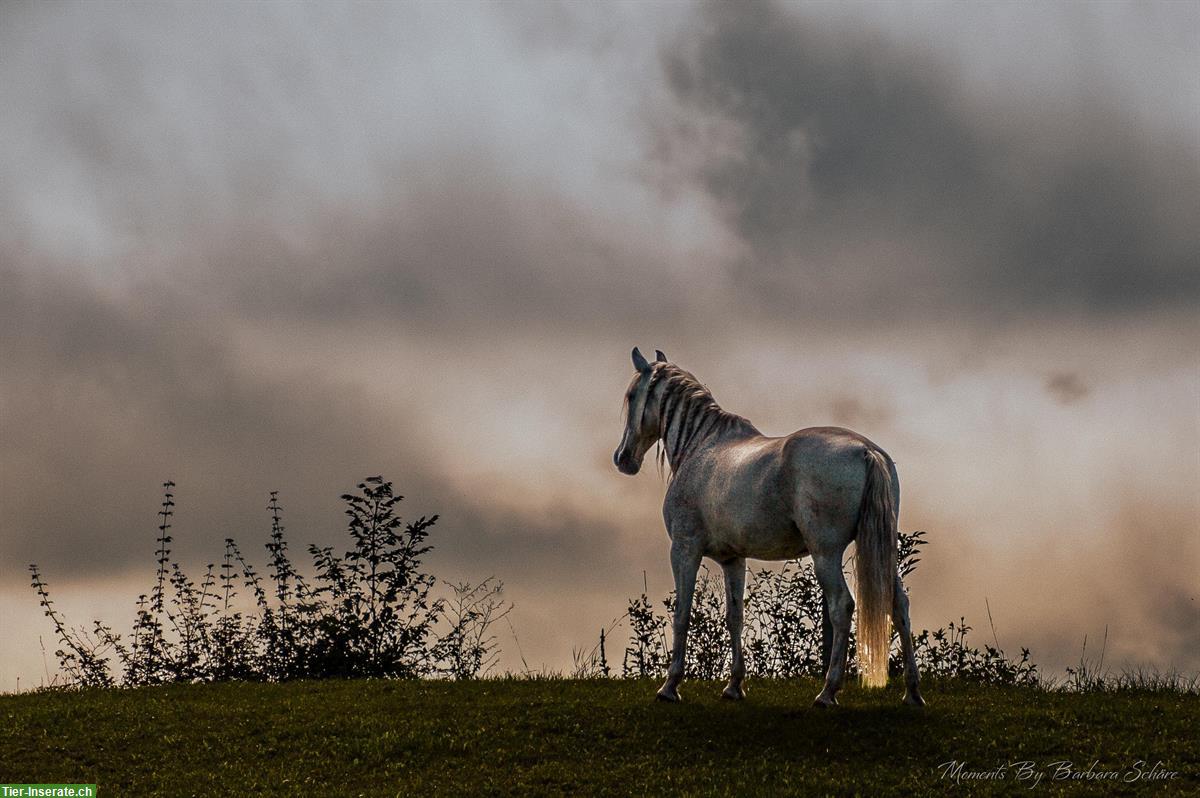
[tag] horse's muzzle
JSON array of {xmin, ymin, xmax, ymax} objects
[{"xmin": 614, "ymin": 449, "xmax": 640, "ymax": 475}]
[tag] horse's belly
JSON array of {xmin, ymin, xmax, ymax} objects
[
  {"xmin": 748, "ymin": 527, "xmax": 809, "ymax": 560},
  {"xmin": 700, "ymin": 484, "xmax": 808, "ymax": 560},
  {"xmin": 705, "ymin": 519, "xmax": 808, "ymax": 562}
]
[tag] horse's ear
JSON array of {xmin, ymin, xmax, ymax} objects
[
  {"xmin": 655, "ymin": 350, "xmax": 667, "ymax": 363},
  {"xmin": 631, "ymin": 347, "xmax": 649, "ymax": 372}
]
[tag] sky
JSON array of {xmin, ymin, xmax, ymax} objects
[{"xmin": 2, "ymin": 0, "xmax": 1197, "ymax": 690}]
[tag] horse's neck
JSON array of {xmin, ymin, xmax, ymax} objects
[{"xmin": 662, "ymin": 400, "xmax": 757, "ymax": 471}]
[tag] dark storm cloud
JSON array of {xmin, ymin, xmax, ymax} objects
[
  {"xmin": 0, "ymin": 263, "xmax": 387, "ymax": 571},
  {"xmin": 0, "ymin": 265, "xmax": 636, "ymax": 587},
  {"xmin": 0, "ymin": 0, "xmax": 696, "ymax": 340},
  {"xmin": 195, "ymin": 171, "xmax": 684, "ymax": 333},
  {"xmin": 430, "ymin": 504, "xmax": 636, "ymax": 590},
  {"xmin": 658, "ymin": 0, "xmax": 1200, "ymax": 324}
]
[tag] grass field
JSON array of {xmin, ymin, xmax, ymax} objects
[{"xmin": 2, "ymin": 678, "xmax": 1196, "ymax": 796}]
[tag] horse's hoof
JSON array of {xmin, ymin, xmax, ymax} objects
[
  {"xmin": 655, "ymin": 687, "xmax": 681, "ymax": 703},
  {"xmin": 812, "ymin": 694, "xmax": 839, "ymax": 709},
  {"xmin": 903, "ymin": 690, "xmax": 927, "ymax": 707},
  {"xmin": 721, "ymin": 684, "xmax": 746, "ymax": 701}
]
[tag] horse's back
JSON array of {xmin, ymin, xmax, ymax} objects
[{"xmin": 785, "ymin": 425, "xmax": 888, "ymax": 457}]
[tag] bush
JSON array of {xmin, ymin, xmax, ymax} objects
[
  {"xmin": 30, "ymin": 477, "xmax": 510, "ymax": 687},
  {"xmin": 618, "ymin": 530, "xmax": 1040, "ymax": 686}
]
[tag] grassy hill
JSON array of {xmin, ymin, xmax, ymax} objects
[{"xmin": 2, "ymin": 678, "xmax": 1196, "ymax": 796}]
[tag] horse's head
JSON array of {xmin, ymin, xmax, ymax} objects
[{"xmin": 614, "ymin": 346, "xmax": 667, "ymax": 475}]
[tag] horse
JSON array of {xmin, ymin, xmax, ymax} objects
[{"xmin": 613, "ymin": 347, "xmax": 924, "ymax": 708}]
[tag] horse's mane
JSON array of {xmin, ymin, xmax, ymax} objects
[{"xmin": 650, "ymin": 365, "xmax": 757, "ymax": 478}]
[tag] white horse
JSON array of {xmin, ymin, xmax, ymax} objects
[{"xmin": 614, "ymin": 347, "xmax": 924, "ymax": 707}]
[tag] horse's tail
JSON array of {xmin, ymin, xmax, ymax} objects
[{"xmin": 854, "ymin": 448, "xmax": 897, "ymax": 689}]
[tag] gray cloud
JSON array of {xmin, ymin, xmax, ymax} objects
[
  {"xmin": 0, "ymin": 261, "xmax": 637, "ymax": 570},
  {"xmin": 0, "ymin": 0, "xmax": 706, "ymax": 341},
  {"xmin": 656, "ymin": 0, "xmax": 1200, "ymax": 326},
  {"xmin": 1044, "ymin": 372, "xmax": 1090, "ymax": 405},
  {"xmin": 827, "ymin": 393, "xmax": 892, "ymax": 430}
]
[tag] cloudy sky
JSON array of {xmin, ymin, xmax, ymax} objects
[{"xmin": 2, "ymin": 0, "xmax": 1197, "ymax": 689}]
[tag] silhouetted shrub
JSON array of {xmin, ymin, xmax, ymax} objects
[
  {"xmin": 744, "ymin": 559, "xmax": 825, "ymax": 678},
  {"xmin": 30, "ymin": 477, "xmax": 509, "ymax": 687},
  {"xmin": 617, "ymin": 530, "xmax": 1040, "ymax": 686},
  {"xmin": 29, "ymin": 570, "xmax": 115, "ymax": 688},
  {"xmin": 622, "ymin": 592, "xmax": 668, "ymax": 678},
  {"xmin": 438, "ymin": 579, "xmax": 511, "ymax": 680}
]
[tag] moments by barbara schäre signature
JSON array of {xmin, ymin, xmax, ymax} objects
[{"xmin": 938, "ymin": 759, "xmax": 1179, "ymax": 788}]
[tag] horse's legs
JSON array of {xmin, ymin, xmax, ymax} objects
[
  {"xmin": 657, "ymin": 542, "xmax": 701, "ymax": 702},
  {"xmin": 812, "ymin": 551, "xmax": 854, "ymax": 708},
  {"xmin": 893, "ymin": 574, "xmax": 926, "ymax": 706},
  {"xmin": 720, "ymin": 558, "xmax": 747, "ymax": 700},
  {"xmin": 820, "ymin": 598, "xmax": 833, "ymax": 674}
]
